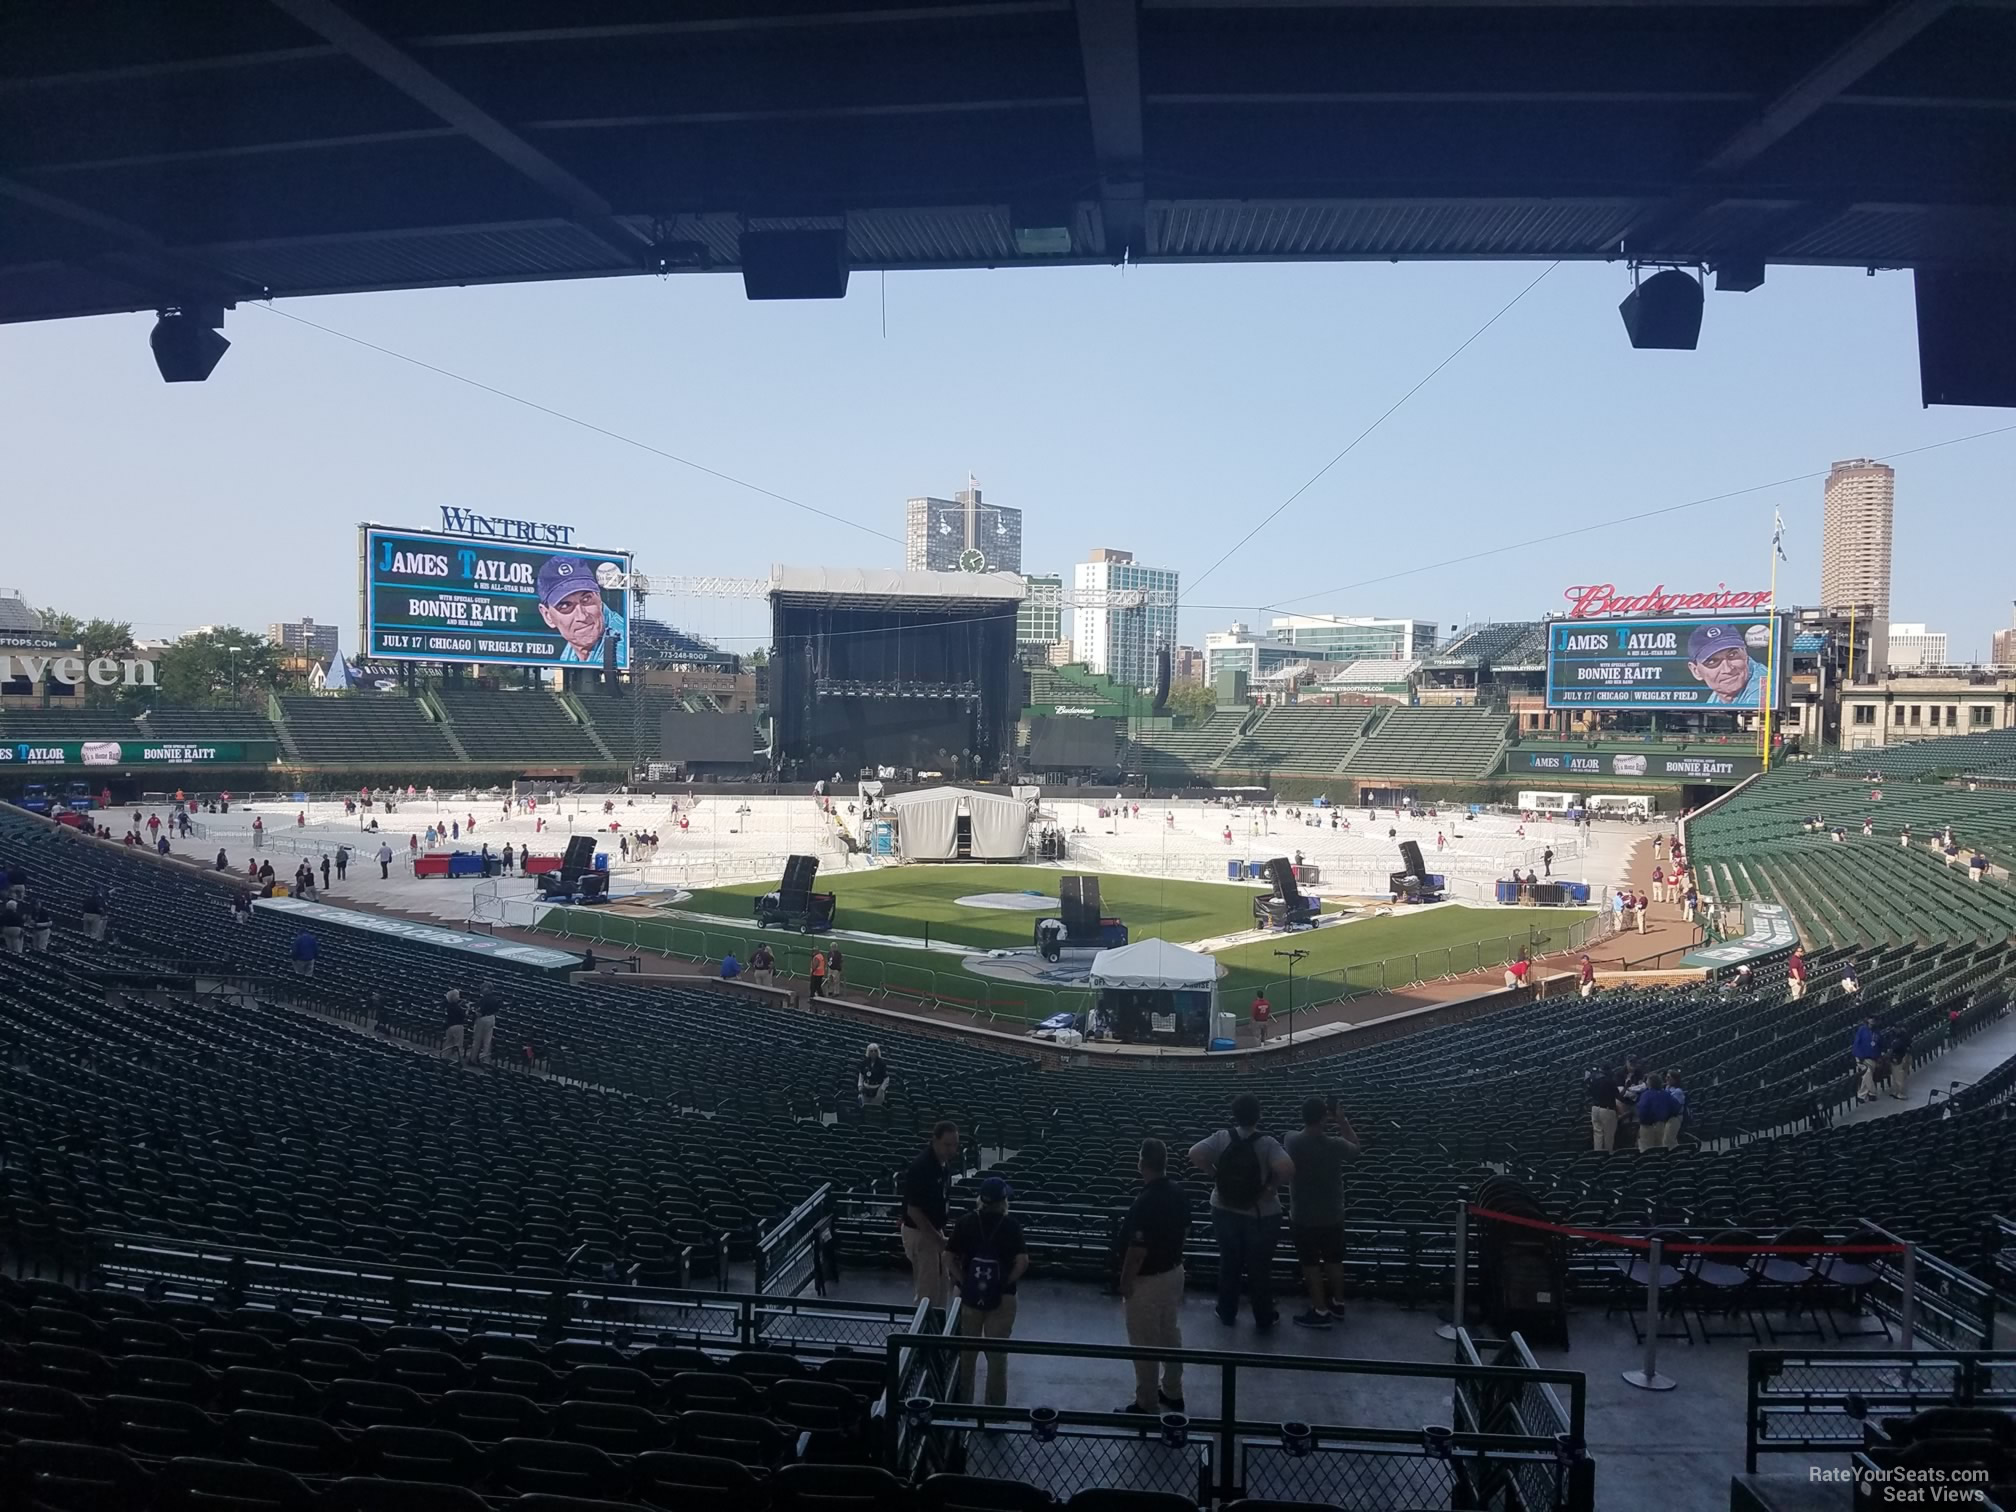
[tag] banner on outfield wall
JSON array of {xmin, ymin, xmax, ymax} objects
[
  {"xmin": 0, "ymin": 740, "xmax": 276, "ymax": 767},
  {"xmin": 1683, "ymin": 901, "xmax": 1799, "ymax": 971},
  {"xmin": 1505, "ymin": 749, "xmax": 1762, "ymax": 783}
]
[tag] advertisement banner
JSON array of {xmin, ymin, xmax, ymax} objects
[
  {"xmin": 362, "ymin": 526, "xmax": 632, "ymax": 670},
  {"xmin": 0, "ymin": 740, "xmax": 276, "ymax": 767},
  {"xmin": 1506, "ymin": 748, "xmax": 1762, "ymax": 784},
  {"xmin": 1545, "ymin": 614, "xmax": 1786, "ymax": 710}
]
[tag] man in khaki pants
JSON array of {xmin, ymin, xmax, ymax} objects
[
  {"xmin": 1116, "ymin": 1138, "xmax": 1191, "ymax": 1415},
  {"xmin": 901, "ymin": 1121, "xmax": 960, "ymax": 1308},
  {"xmin": 948, "ymin": 1176, "xmax": 1028, "ymax": 1406}
]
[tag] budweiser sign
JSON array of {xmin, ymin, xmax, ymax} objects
[{"xmin": 1563, "ymin": 583, "xmax": 1772, "ymax": 618}]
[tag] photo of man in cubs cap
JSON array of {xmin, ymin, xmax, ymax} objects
[
  {"xmin": 1686, "ymin": 622, "xmax": 1766, "ymax": 707},
  {"xmin": 536, "ymin": 555, "xmax": 627, "ymax": 664}
]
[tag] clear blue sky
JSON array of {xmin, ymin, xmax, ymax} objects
[{"xmin": 1, "ymin": 259, "xmax": 2008, "ymax": 658}]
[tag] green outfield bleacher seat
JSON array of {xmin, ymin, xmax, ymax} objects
[
  {"xmin": 142, "ymin": 706, "xmax": 281, "ymax": 742},
  {"xmin": 435, "ymin": 691, "xmax": 605, "ymax": 763},
  {"xmin": 1338, "ymin": 705, "xmax": 1511, "ymax": 780},
  {"xmin": 278, "ymin": 695, "xmax": 458, "ymax": 764},
  {"xmin": 1218, "ymin": 703, "xmax": 1373, "ymax": 774},
  {"xmin": 1127, "ymin": 711, "xmax": 1244, "ymax": 782}
]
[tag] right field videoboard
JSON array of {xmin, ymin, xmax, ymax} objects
[{"xmin": 1546, "ymin": 614, "xmax": 1786, "ymax": 710}]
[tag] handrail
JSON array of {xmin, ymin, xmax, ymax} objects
[
  {"xmin": 882, "ymin": 1330, "xmax": 1590, "ymax": 1509},
  {"xmin": 753, "ymin": 1182, "xmax": 834, "ymax": 1297},
  {"xmin": 85, "ymin": 1228, "xmax": 918, "ymax": 1352}
]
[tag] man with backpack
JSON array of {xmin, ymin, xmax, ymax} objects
[
  {"xmin": 947, "ymin": 1176, "xmax": 1028, "ymax": 1406},
  {"xmin": 1189, "ymin": 1094, "xmax": 1294, "ymax": 1329}
]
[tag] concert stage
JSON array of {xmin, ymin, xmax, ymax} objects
[{"xmin": 769, "ymin": 567, "xmax": 1022, "ymax": 777}]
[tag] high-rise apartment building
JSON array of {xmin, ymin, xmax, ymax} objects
[
  {"xmin": 269, "ymin": 618, "xmax": 339, "ymax": 659},
  {"xmin": 904, "ymin": 479, "xmax": 1023, "ymax": 574},
  {"xmin": 1820, "ymin": 459, "xmax": 1895, "ymax": 676},
  {"xmin": 1886, "ymin": 623, "xmax": 1948, "ymax": 670},
  {"xmin": 1072, "ymin": 548, "xmax": 1178, "ymax": 689}
]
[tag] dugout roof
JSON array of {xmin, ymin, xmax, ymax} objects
[{"xmin": 3, "ymin": 0, "xmax": 2014, "ymax": 327}]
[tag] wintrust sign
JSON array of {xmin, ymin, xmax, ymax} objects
[
  {"xmin": 1563, "ymin": 583, "xmax": 1772, "ymax": 618},
  {"xmin": 0, "ymin": 654, "xmax": 154, "ymax": 688},
  {"xmin": 438, "ymin": 507, "xmax": 576, "ymax": 545}
]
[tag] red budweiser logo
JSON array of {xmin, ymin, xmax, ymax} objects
[{"xmin": 1563, "ymin": 583, "xmax": 1772, "ymax": 618}]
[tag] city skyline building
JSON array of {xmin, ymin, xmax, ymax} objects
[
  {"xmin": 1270, "ymin": 613, "xmax": 1438, "ymax": 661},
  {"xmin": 1205, "ymin": 622, "xmax": 1358, "ymax": 686},
  {"xmin": 1820, "ymin": 458, "xmax": 1895, "ymax": 676},
  {"xmin": 1993, "ymin": 606, "xmax": 2016, "ymax": 670},
  {"xmin": 268, "ymin": 617, "xmax": 339, "ymax": 659},
  {"xmin": 1072, "ymin": 547, "xmax": 1178, "ymax": 689},
  {"xmin": 1886, "ymin": 622, "xmax": 1949, "ymax": 670},
  {"xmin": 903, "ymin": 478, "xmax": 1023, "ymax": 575}
]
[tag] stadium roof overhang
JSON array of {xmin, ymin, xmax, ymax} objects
[
  {"xmin": 768, "ymin": 566, "xmax": 1027, "ymax": 613},
  {"xmin": 4, "ymin": 0, "xmax": 2015, "ymax": 329}
]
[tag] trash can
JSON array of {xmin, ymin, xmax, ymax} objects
[{"xmin": 1227, "ymin": 860, "xmax": 1242, "ymax": 881}]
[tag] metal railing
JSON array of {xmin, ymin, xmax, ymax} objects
[
  {"xmin": 1454, "ymin": 1328, "xmax": 1588, "ymax": 1512},
  {"xmin": 1747, "ymin": 1350, "xmax": 2016, "ymax": 1471},
  {"xmin": 753, "ymin": 1183, "xmax": 835, "ymax": 1298},
  {"xmin": 883, "ymin": 1332, "xmax": 1592, "ymax": 1510},
  {"xmin": 85, "ymin": 1229, "xmax": 922, "ymax": 1357},
  {"xmin": 1866, "ymin": 1218, "xmax": 1999, "ymax": 1351}
]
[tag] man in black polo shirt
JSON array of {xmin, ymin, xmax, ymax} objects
[
  {"xmin": 1587, "ymin": 1066, "xmax": 1627, "ymax": 1151},
  {"xmin": 902, "ymin": 1120, "xmax": 960, "ymax": 1308},
  {"xmin": 1116, "ymin": 1137, "xmax": 1189, "ymax": 1415}
]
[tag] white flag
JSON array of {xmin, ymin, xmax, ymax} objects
[{"xmin": 1772, "ymin": 510, "xmax": 1789, "ymax": 563}]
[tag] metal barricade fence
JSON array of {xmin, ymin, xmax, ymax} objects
[
  {"xmin": 882, "ymin": 1332, "xmax": 1592, "ymax": 1511},
  {"xmin": 1746, "ymin": 1350, "xmax": 2016, "ymax": 1470},
  {"xmin": 1452, "ymin": 1327, "xmax": 1587, "ymax": 1512}
]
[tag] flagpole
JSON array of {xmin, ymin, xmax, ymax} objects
[{"xmin": 1761, "ymin": 519, "xmax": 1780, "ymax": 773}]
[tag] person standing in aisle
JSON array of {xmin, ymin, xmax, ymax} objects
[
  {"xmin": 901, "ymin": 1121, "xmax": 959, "ymax": 1309},
  {"xmin": 1115, "ymin": 1138, "xmax": 1189, "ymax": 1416},
  {"xmin": 1189, "ymin": 1094, "xmax": 1294, "ymax": 1329},
  {"xmin": 947, "ymin": 1176, "xmax": 1028, "ymax": 1407},
  {"xmin": 1286, "ymin": 1096, "xmax": 1359, "ymax": 1330}
]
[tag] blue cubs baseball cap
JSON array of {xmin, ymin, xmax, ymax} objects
[
  {"xmin": 1687, "ymin": 623, "xmax": 1748, "ymax": 662},
  {"xmin": 978, "ymin": 1176, "xmax": 1012, "ymax": 1204},
  {"xmin": 537, "ymin": 556, "xmax": 596, "ymax": 609}
]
